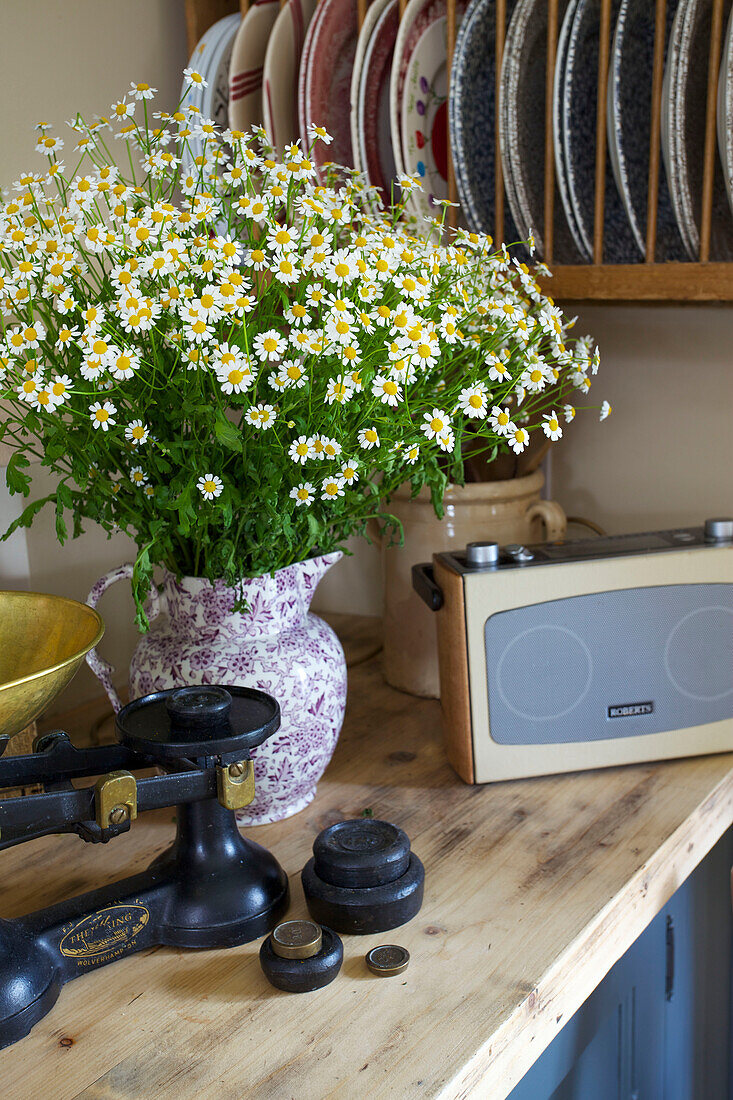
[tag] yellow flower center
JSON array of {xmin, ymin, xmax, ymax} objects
[
  {"xmin": 228, "ymin": 370, "xmax": 244, "ymax": 385},
  {"xmin": 383, "ymin": 380, "xmax": 398, "ymax": 396},
  {"xmin": 335, "ymin": 263, "xmax": 349, "ymax": 278},
  {"xmin": 95, "ymin": 409, "xmax": 109, "ymax": 423},
  {"xmin": 297, "ymin": 488, "xmax": 310, "ymax": 500},
  {"xmin": 287, "ymin": 365, "xmax": 303, "ymax": 380},
  {"xmin": 204, "ymin": 479, "xmax": 217, "ymax": 492},
  {"xmin": 93, "ymin": 339, "xmax": 108, "ymax": 355},
  {"xmin": 132, "ymin": 425, "xmax": 145, "ymax": 439},
  {"xmin": 365, "ymin": 430, "xmax": 377, "ymax": 442},
  {"xmin": 469, "ymin": 394, "xmax": 482, "ymax": 408},
  {"xmin": 430, "ymin": 417, "xmax": 443, "ymax": 432},
  {"xmin": 263, "ymin": 337, "xmax": 278, "ymax": 353}
]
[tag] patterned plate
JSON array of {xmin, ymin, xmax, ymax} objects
[
  {"xmin": 663, "ymin": 0, "xmax": 733, "ymax": 258},
  {"xmin": 229, "ymin": 0, "xmax": 280, "ymax": 136},
  {"xmin": 302, "ymin": 0, "xmax": 359, "ymax": 180},
  {"xmin": 264, "ymin": 0, "xmax": 319, "ymax": 157},
  {"xmin": 500, "ymin": 0, "xmax": 581, "ymax": 260},
  {"xmin": 561, "ymin": 0, "xmax": 639, "ymax": 262},
  {"xmin": 449, "ymin": 0, "xmax": 521, "ymax": 242},
  {"xmin": 608, "ymin": 0, "xmax": 686, "ymax": 259},
  {"xmin": 358, "ymin": 0, "xmax": 400, "ymax": 202},
  {"xmin": 390, "ymin": 0, "xmax": 441, "ymax": 181},
  {"xmin": 351, "ymin": 0, "xmax": 393, "ymax": 175},
  {"xmin": 401, "ymin": 17, "xmax": 450, "ymax": 220}
]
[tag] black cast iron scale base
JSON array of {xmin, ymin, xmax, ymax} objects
[{"xmin": 0, "ymin": 685, "xmax": 290, "ymax": 1049}]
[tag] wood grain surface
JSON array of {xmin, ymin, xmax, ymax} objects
[{"xmin": 4, "ymin": 615, "xmax": 733, "ymax": 1099}]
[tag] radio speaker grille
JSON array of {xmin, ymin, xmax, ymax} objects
[{"xmin": 484, "ymin": 584, "xmax": 733, "ymax": 745}]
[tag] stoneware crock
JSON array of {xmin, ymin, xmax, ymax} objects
[{"xmin": 380, "ymin": 470, "xmax": 567, "ymax": 698}]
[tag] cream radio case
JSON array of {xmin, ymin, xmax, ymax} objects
[{"xmin": 413, "ymin": 519, "xmax": 733, "ymax": 784}]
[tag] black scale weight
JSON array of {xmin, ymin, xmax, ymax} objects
[{"xmin": 0, "ymin": 684, "xmax": 290, "ymax": 1049}]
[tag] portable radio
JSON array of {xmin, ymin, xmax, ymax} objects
[{"xmin": 413, "ymin": 518, "xmax": 733, "ymax": 784}]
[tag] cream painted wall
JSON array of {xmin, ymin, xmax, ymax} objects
[{"xmin": 1, "ymin": 2, "xmax": 732, "ymax": 710}]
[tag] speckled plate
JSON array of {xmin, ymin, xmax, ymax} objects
[
  {"xmin": 302, "ymin": 0, "xmax": 359, "ymax": 180},
  {"xmin": 358, "ymin": 0, "xmax": 400, "ymax": 202},
  {"xmin": 449, "ymin": 0, "xmax": 521, "ymax": 242},
  {"xmin": 664, "ymin": 0, "xmax": 733, "ymax": 258},
  {"xmin": 263, "ymin": 0, "xmax": 318, "ymax": 157},
  {"xmin": 500, "ymin": 0, "xmax": 580, "ymax": 260},
  {"xmin": 561, "ymin": 0, "xmax": 639, "ymax": 262},
  {"xmin": 717, "ymin": 7, "xmax": 733, "ymax": 217},
  {"xmin": 229, "ymin": 0, "xmax": 280, "ymax": 136},
  {"xmin": 608, "ymin": 0, "xmax": 686, "ymax": 259}
]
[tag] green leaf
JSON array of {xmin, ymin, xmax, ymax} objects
[
  {"xmin": 214, "ymin": 415, "xmax": 242, "ymax": 452},
  {"xmin": 2, "ymin": 494, "xmax": 54, "ymax": 540},
  {"xmin": 5, "ymin": 452, "xmax": 31, "ymax": 496}
]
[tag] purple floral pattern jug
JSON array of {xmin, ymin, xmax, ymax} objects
[{"xmin": 85, "ymin": 553, "xmax": 347, "ymax": 825}]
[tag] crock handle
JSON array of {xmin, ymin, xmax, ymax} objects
[
  {"xmin": 85, "ymin": 564, "xmax": 161, "ymax": 713},
  {"xmin": 526, "ymin": 499, "xmax": 567, "ymax": 542}
]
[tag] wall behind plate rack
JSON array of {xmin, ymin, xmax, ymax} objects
[{"xmin": 0, "ymin": 0, "xmax": 730, "ymax": 712}]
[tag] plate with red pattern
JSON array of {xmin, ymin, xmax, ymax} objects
[
  {"xmin": 357, "ymin": 0, "xmax": 400, "ymax": 203},
  {"xmin": 400, "ymin": 16, "xmax": 450, "ymax": 220},
  {"xmin": 301, "ymin": 0, "xmax": 359, "ymax": 181}
]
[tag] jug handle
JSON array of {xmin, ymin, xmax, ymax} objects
[
  {"xmin": 85, "ymin": 564, "xmax": 161, "ymax": 713},
  {"xmin": 526, "ymin": 500, "xmax": 567, "ymax": 542}
]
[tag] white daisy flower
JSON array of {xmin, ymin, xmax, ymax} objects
[
  {"xmin": 252, "ymin": 328, "xmax": 285, "ymax": 362},
  {"xmin": 563, "ymin": 404, "xmax": 576, "ymax": 423},
  {"xmin": 109, "ymin": 350, "xmax": 140, "ymax": 381},
  {"xmin": 508, "ymin": 425, "xmax": 530, "ymax": 454},
  {"xmin": 197, "ymin": 473, "xmax": 223, "ymax": 499},
  {"xmin": 290, "ymin": 481, "xmax": 315, "ymax": 506},
  {"xmin": 289, "ymin": 436, "xmax": 311, "ymax": 464},
  {"xmin": 322, "ymin": 437, "xmax": 342, "ymax": 459},
  {"xmin": 130, "ymin": 81, "xmax": 157, "ymax": 100},
  {"xmin": 542, "ymin": 411, "xmax": 563, "ymax": 441},
  {"xmin": 436, "ymin": 429, "xmax": 455, "ymax": 452},
  {"xmin": 458, "ymin": 383, "xmax": 489, "ymax": 419},
  {"xmin": 599, "ymin": 400, "xmax": 612, "ymax": 421},
  {"xmin": 27, "ymin": 384, "xmax": 55, "ymax": 412},
  {"xmin": 372, "ymin": 374, "xmax": 402, "ymax": 407},
  {"xmin": 130, "ymin": 466, "xmax": 148, "ymax": 485},
  {"xmin": 489, "ymin": 406, "xmax": 513, "ymax": 436},
  {"xmin": 321, "ymin": 475, "xmax": 345, "ymax": 500},
  {"xmin": 245, "ymin": 403, "xmax": 276, "ymax": 429},
  {"xmin": 340, "ymin": 460, "xmax": 359, "ymax": 484},
  {"xmin": 325, "ymin": 377, "xmax": 354, "ymax": 405},
  {"xmin": 421, "ymin": 408, "xmax": 449, "ymax": 440},
  {"xmin": 125, "ymin": 419, "xmax": 150, "ymax": 446},
  {"xmin": 183, "ymin": 68, "xmax": 209, "ymax": 90},
  {"xmin": 90, "ymin": 400, "xmax": 117, "ymax": 431},
  {"xmin": 358, "ymin": 426, "xmax": 380, "ymax": 450},
  {"xmin": 308, "ymin": 123, "xmax": 333, "ymax": 145},
  {"xmin": 403, "ymin": 442, "xmax": 420, "ymax": 465},
  {"xmin": 49, "ymin": 374, "xmax": 72, "ymax": 406}
]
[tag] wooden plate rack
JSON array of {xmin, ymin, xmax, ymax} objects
[{"xmin": 185, "ymin": 0, "xmax": 733, "ymax": 300}]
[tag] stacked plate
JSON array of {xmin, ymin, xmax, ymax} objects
[{"xmin": 181, "ymin": 0, "xmax": 733, "ymax": 260}]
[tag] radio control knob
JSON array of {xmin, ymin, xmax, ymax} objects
[
  {"xmin": 506, "ymin": 543, "xmax": 535, "ymax": 562},
  {"xmin": 466, "ymin": 541, "xmax": 499, "ymax": 566},
  {"xmin": 704, "ymin": 517, "xmax": 733, "ymax": 542}
]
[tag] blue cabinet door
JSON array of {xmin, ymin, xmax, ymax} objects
[{"xmin": 508, "ymin": 829, "xmax": 733, "ymax": 1100}]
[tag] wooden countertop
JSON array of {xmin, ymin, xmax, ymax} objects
[{"xmin": 4, "ymin": 614, "xmax": 733, "ymax": 1099}]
